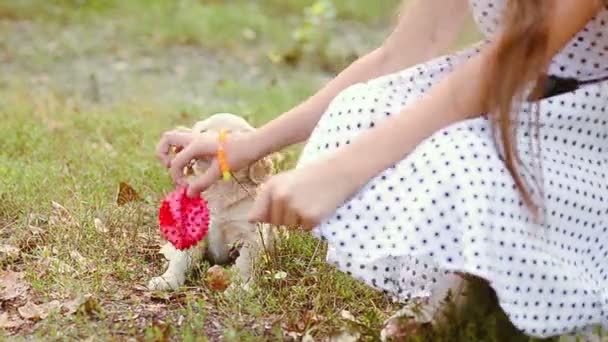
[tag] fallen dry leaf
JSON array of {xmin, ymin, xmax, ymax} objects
[
  {"xmin": 0, "ymin": 271, "xmax": 29, "ymax": 301},
  {"xmin": 296, "ymin": 319, "xmax": 307, "ymax": 333},
  {"xmin": 27, "ymin": 225, "xmax": 45, "ymax": 236},
  {"xmin": 340, "ymin": 310, "xmax": 357, "ymax": 323},
  {"xmin": 150, "ymin": 291, "xmax": 172, "ymax": 303},
  {"xmin": 51, "ymin": 201, "xmax": 68, "ymax": 216},
  {"xmin": 51, "ymin": 257, "xmax": 75, "ymax": 274},
  {"xmin": 284, "ymin": 331, "xmax": 302, "ymax": 340},
  {"xmin": 69, "ymin": 250, "xmax": 86, "ymax": 263},
  {"xmin": 141, "ymin": 303, "xmax": 166, "ymax": 315},
  {"xmin": 116, "ymin": 182, "xmax": 141, "ymax": 206},
  {"xmin": 61, "ymin": 295, "xmax": 91, "ymax": 315},
  {"xmin": 380, "ymin": 317, "xmax": 428, "ymax": 341},
  {"xmin": 0, "ymin": 244, "xmax": 20, "ymax": 262},
  {"xmin": 205, "ymin": 265, "xmax": 231, "ymax": 292},
  {"xmin": 93, "ymin": 218, "xmax": 108, "ymax": 233},
  {"xmin": 49, "ymin": 201, "xmax": 78, "ymax": 228},
  {"xmin": 303, "ymin": 310, "xmax": 319, "ymax": 325},
  {"xmin": 18, "ymin": 302, "xmax": 44, "ymax": 321},
  {"xmin": 27, "ymin": 212, "xmax": 48, "ymax": 226},
  {"xmin": 274, "ymin": 271, "xmax": 287, "ymax": 280},
  {"xmin": 132, "ymin": 284, "xmax": 150, "ymax": 292},
  {"xmin": 328, "ymin": 330, "xmax": 361, "ymax": 342},
  {"xmin": 0, "ymin": 312, "xmax": 26, "ymax": 329},
  {"xmin": 18, "ymin": 300, "xmax": 61, "ymax": 321},
  {"xmin": 61, "ymin": 294, "xmax": 100, "ymax": 317},
  {"xmin": 302, "ymin": 332, "xmax": 315, "ymax": 342},
  {"xmin": 69, "ymin": 250, "xmax": 94, "ymax": 272}
]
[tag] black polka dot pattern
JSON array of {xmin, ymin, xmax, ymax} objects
[
  {"xmin": 471, "ymin": 0, "xmax": 608, "ymax": 80},
  {"xmin": 297, "ymin": 3, "xmax": 608, "ymax": 338}
]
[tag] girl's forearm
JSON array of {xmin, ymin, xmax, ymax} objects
[
  {"xmin": 333, "ymin": 46, "xmax": 492, "ymax": 190},
  {"xmin": 252, "ymin": 47, "xmax": 391, "ymax": 157},
  {"xmin": 252, "ymin": 0, "xmax": 470, "ymax": 159}
]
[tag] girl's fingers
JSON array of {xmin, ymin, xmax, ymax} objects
[
  {"xmin": 269, "ymin": 194, "xmax": 284, "ymax": 226},
  {"xmin": 187, "ymin": 159, "xmax": 221, "ymax": 197},
  {"xmin": 156, "ymin": 131, "xmax": 192, "ymax": 168},
  {"xmin": 248, "ymin": 184, "xmax": 272, "ymax": 223},
  {"xmin": 300, "ymin": 217, "xmax": 318, "ymax": 231},
  {"xmin": 169, "ymin": 144, "xmax": 196, "ymax": 185},
  {"xmin": 169, "ymin": 137, "xmax": 215, "ymax": 185},
  {"xmin": 282, "ymin": 209, "xmax": 300, "ymax": 230}
]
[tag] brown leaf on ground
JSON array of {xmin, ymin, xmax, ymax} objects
[
  {"xmin": 61, "ymin": 296, "xmax": 87, "ymax": 315},
  {"xmin": 69, "ymin": 250, "xmax": 95, "ymax": 273},
  {"xmin": 292, "ymin": 309, "xmax": 321, "ymax": 333},
  {"xmin": 380, "ymin": 317, "xmax": 429, "ymax": 341},
  {"xmin": 205, "ymin": 265, "xmax": 231, "ymax": 292},
  {"xmin": 296, "ymin": 319, "xmax": 307, "ymax": 333},
  {"xmin": 284, "ymin": 330, "xmax": 302, "ymax": 341},
  {"xmin": 61, "ymin": 294, "xmax": 99, "ymax": 316},
  {"xmin": 50, "ymin": 201, "xmax": 69, "ymax": 217},
  {"xmin": 150, "ymin": 291, "xmax": 172, "ymax": 303},
  {"xmin": 27, "ymin": 212, "xmax": 48, "ymax": 228},
  {"xmin": 328, "ymin": 330, "xmax": 361, "ymax": 342},
  {"xmin": 140, "ymin": 303, "xmax": 166, "ymax": 315},
  {"xmin": 93, "ymin": 218, "xmax": 109, "ymax": 233},
  {"xmin": 40, "ymin": 256, "xmax": 75, "ymax": 275},
  {"xmin": 0, "ymin": 271, "xmax": 29, "ymax": 301},
  {"xmin": 131, "ymin": 284, "xmax": 150, "ymax": 293},
  {"xmin": 78, "ymin": 296, "xmax": 102, "ymax": 317},
  {"xmin": 27, "ymin": 225, "xmax": 45, "ymax": 235},
  {"xmin": 0, "ymin": 244, "xmax": 20, "ymax": 263},
  {"xmin": 0, "ymin": 312, "xmax": 26, "ymax": 329},
  {"xmin": 340, "ymin": 310, "xmax": 357, "ymax": 323},
  {"xmin": 302, "ymin": 332, "xmax": 315, "ymax": 342},
  {"xmin": 49, "ymin": 201, "xmax": 78, "ymax": 228},
  {"xmin": 116, "ymin": 182, "xmax": 141, "ymax": 206},
  {"xmin": 18, "ymin": 300, "xmax": 61, "ymax": 321},
  {"xmin": 303, "ymin": 309, "xmax": 319, "ymax": 326}
]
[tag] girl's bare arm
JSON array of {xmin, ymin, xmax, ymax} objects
[{"xmin": 251, "ymin": 0, "xmax": 470, "ymax": 158}]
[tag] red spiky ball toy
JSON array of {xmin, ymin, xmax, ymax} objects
[{"xmin": 158, "ymin": 187, "xmax": 210, "ymax": 250}]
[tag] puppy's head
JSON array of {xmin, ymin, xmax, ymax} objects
[
  {"xmin": 191, "ymin": 113, "xmax": 254, "ymax": 135},
  {"xmin": 185, "ymin": 113, "xmax": 273, "ymax": 189}
]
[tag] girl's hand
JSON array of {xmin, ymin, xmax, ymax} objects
[
  {"xmin": 156, "ymin": 130, "xmax": 263, "ymax": 197},
  {"xmin": 155, "ymin": 129, "xmax": 195, "ymax": 167},
  {"xmin": 248, "ymin": 157, "xmax": 358, "ymax": 231}
]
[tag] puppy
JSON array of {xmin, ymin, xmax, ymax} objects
[{"xmin": 148, "ymin": 113, "xmax": 276, "ymax": 291}]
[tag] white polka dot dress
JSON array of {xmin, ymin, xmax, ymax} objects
[{"xmin": 296, "ymin": 0, "xmax": 608, "ymax": 338}]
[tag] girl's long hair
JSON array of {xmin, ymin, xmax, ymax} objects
[{"xmin": 482, "ymin": 0, "xmax": 553, "ymax": 213}]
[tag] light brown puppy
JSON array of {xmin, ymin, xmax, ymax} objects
[{"xmin": 148, "ymin": 113, "xmax": 276, "ymax": 291}]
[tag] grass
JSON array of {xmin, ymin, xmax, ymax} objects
[{"xmin": 0, "ymin": 0, "xmax": 591, "ymax": 341}]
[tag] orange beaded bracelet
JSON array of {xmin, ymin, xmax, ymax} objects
[{"xmin": 217, "ymin": 129, "xmax": 231, "ymax": 181}]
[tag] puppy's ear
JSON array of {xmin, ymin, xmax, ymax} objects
[{"xmin": 248, "ymin": 157, "xmax": 274, "ymax": 185}]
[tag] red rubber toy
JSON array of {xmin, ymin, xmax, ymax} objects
[{"xmin": 158, "ymin": 187, "xmax": 210, "ymax": 250}]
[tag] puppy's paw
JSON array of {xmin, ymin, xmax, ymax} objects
[{"xmin": 147, "ymin": 274, "xmax": 184, "ymax": 291}]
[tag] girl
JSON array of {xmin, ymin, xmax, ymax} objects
[{"xmin": 157, "ymin": 0, "xmax": 608, "ymax": 338}]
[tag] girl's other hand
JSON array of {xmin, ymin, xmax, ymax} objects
[{"xmin": 248, "ymin": 157, "xmax": 357, "ymax": 231}]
